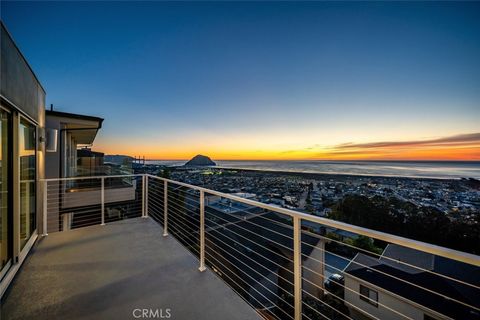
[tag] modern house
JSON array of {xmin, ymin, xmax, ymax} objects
[
  {"xmin": 44, "ymin": 109, "xmax": 103, "ymax": 179},
  {"xmin": 44, "ymin": 110, "xmax": 132, "ymax": 178},
  {"xmin": 43, "ymin": 108, "xmax": 138, "ymax": 232},
  {"xmin": 1, "ymin": 20, "xmax": 479, "ymax": 320}
]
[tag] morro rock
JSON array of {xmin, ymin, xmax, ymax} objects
[{"xmin": 185, "ymin": 154, "xmax": 216, "ymax": 166}]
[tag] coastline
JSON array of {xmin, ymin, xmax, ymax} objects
[
  {"xmin": 145, "ymin": 159, "xmax": 480, "ymax": 180},
  {"xmin": 213, "ymin": 166, "xmax": 461, "ymax": 182}
]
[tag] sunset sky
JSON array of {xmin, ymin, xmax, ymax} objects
[{"xmin": 2, "ymin": 2, "xmax": 479, "ymax": 161}]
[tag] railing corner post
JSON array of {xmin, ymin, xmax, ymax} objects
[
  {"xmin": 142, "ymin": 175, "xmax": 147, "ymax": 218},
  {"xmin": 144, "ymin": 175, "xmax": 149, "ymax": 218},
  {"xmin": 43, "ymin": 180, "xmax": 48, "ymax": 236},
  {"xmin": 293, "ymin": 216, "xmax": 302, "ymax": 320},
  {"xmin": 163, "ymin": 179, "xmax": 168, "ymax": 236},
  {"xmin": 101, "ymin": 177, "xmax": 105, "ymax": 226},
  {"xmin": 199, "ymin": 190, "xmax": 206, "ymax": 272}
]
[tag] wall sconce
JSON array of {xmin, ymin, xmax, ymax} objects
[{"xmin": 45, "ymin": 128, "xmax": 58, "ymax": 152}]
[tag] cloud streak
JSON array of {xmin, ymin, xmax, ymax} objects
[
  {"xmin": 303, "ymin": 132, "xmax": 480, "ymax": 160},
  {"xmin": 274, "ymin": 133, "xmax": 480, "ymax": 160},
  {"xmin": 334, "ymin": 133, "xmax": 480, "ymax": 150}
]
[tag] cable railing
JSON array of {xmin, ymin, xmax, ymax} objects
[
  {"xmin": 41, "ymin": 174, "xmax": 480, "ymax": 320},
  {"xmin": 42, "ymin": 174, "xmax": 143, "ymax": 233}
]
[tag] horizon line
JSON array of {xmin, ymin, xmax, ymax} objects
[{"xmin": 121, "ymin": 157, "xmax": 480, "ymax": 163}]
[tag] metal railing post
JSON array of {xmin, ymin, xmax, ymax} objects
[
  {"xmin": 293, "ymin": 216, "xmax": 302, "ymax": 320},
  {"xmin": 163, "ymin": 180, "xmax": 168, "ymax": 236},
  {"xmin": 43, "ymin": 180, "xmax": 48, "ymax": 236},
  {"xmin": 144, "ymin": 175, "xmax": 149, "ymax": 218},
  {"xmin": 199, "ymin": 190, "xmax": 206, "ymax": 272},
  {"xmin": 101, "ymin": 177, "xmax": 105, "ymax": 226},
  {"xmin": 142, "ymin": 175, "xmax": 146, "ymax": 217}
]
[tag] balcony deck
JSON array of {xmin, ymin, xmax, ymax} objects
[{"xmin": 1, "ymin": 218, "xmax": 262, "ymax": 320}]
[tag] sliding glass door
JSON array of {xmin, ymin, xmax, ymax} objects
[
  {"xmin": 19, "ymin": 118, "xmax": 36, "ymax": 249},
  {"xmin": 0, "ymin": 109, "xmax": 11, "ymax": 280},
  {"xmin": 0, "ymin": 110, "xmax": 38, "ymax": 283}
]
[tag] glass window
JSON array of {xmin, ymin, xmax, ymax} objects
[
  {"xmin": 360, "ymin": 284, "xmax": 378, "ymax": 307},
  {"xmin": 19, "ymin": 118, "xmax": 36, "ymax": 249},
  {"xmin": 1, "ymin": 109, "xmax": 11, "ymax": 277}
]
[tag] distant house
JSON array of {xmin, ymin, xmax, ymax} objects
[
  {"xmin": 206, "ymin": 193, "xmax": 260, "ymax": 216},
  {"xmin": 343, "ymin": 244, "xmax": 480, "ymax": 320}
]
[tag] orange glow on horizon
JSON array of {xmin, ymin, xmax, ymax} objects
[{"xmin": 94, "ymin": 140, "xmax": 480, "ymax": 161}]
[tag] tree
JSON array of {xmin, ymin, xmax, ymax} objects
[
  {"xmin": 328, "ymin": 194, "xmax": 480, "ymax": 254},
  {"xmin": 157, "ymin": 168, "xmax": 171, "ymax": 179},
  {"xmin": 345, "ymin": 235, "xmax": 383, "ymax": 255}
]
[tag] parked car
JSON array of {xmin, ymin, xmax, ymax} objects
[{"xmin": 325, "ymin": 273, "xmax": 345, "ymax": 299}]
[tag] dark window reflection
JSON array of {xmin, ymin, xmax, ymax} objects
[{"xmin": 1, "ymin": 109, "xmax": 11, "ymax": 275}]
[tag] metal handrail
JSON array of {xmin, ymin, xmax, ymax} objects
[
  {"xmin": 42, "ymin": 173, "xmax": 480, "ymax": 320},
  {"xmin": 40, "ymin": 174, "xmax": 143, "ymax": 182},
  {"xmin": 145, "ymin": 174, "xmax": 480, "ymax": 267},
  {"xmin": 40, "ymin": 173, "xmax": 480, "ymax": 266},
  {"xmin": 148, "ymin": 175, "xmax": 479, "ymax": 319}
]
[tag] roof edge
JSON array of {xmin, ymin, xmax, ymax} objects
[{"xmin": 46, "ymin": 110, "xmax": 104, "ymax": 128}]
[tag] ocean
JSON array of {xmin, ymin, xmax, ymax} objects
[{"xmin": 145, "ymin": 160, "xmax": 480, "ymax": 180}]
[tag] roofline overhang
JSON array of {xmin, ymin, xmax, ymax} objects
[
  {"xmin": 61, "ymin": 127, "xmax": 101, "ymax": 145},
  {"xmin": 46, "ymin": 110, "xmax": 104, "ymax": 128}
]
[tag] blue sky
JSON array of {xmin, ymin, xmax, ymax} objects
[{"xmin": 2, "ymin": 1, "xmax": 479, "ymax": 159}]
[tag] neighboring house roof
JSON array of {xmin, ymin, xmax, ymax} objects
[
  {"xmin": 202, "ymin": 208, "xmax": 324, "ymax": 310},
  {"xmin": 381, "ymin": 244, "xmax": 480, "ymax": 286},
  {"xmin": 381, "ymin": 244, "xmax": 435, "ymax": 272},
  {"xmin": 344, "ymin": 249, "xmax": 480, "ymax": 320}
]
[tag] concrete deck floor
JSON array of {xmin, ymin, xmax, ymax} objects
[{"xmin": 1, "ymin": 218, "xmax": 262, "ymax": 320}]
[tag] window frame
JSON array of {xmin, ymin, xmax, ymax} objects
[
  {"xmin": 0, "ymin": 105, "xmax": 13, "ymax": 281},
  {"xmin": 18, "ymin": 115, "xmax": 37, "ymax": 250},
  {"xmin": 359, "ymin": 284, "xmax": 378, "ymax": 307}
]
